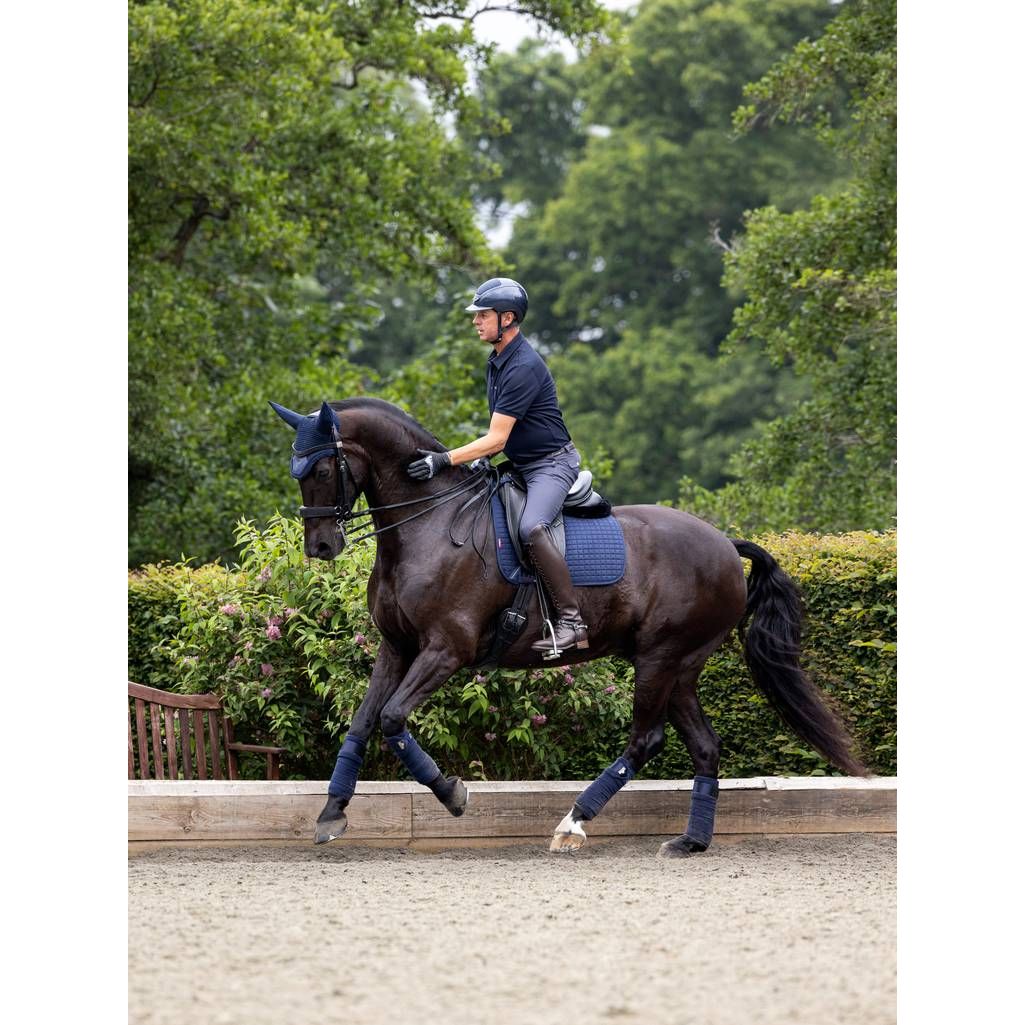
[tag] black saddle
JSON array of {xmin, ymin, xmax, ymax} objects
[{"xmin": 497, "ymin": 463, "xmax": 612, "ymax": 570}]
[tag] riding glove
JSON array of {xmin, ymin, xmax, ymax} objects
[{"xmin": 407, "ymin": 448, "xmax": 452, "ymax": 481}]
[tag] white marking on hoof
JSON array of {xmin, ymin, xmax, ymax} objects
[{"xmin": 549, "ymin": 810, "xmax": 587, "ymax": 852}]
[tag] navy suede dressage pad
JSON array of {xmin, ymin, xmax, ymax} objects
[{"xmin": 490, "ymin": 495, "xmax": 626, "ymax": 586}]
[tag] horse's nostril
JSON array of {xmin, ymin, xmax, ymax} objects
[{"xmin": 316, "ymin": 541, "xmax": 334, "ymax": 559}]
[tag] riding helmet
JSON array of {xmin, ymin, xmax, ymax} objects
[{"xmin": 465, "ymin": 277, "xmax": 529, "ymax": 324}]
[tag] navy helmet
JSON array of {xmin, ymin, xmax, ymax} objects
[{"xmin": 465, "ymin": 277, "xmax": 528, "ymax": 324}]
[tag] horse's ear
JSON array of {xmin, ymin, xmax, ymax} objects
[
  {"xmin": 269, "ymin": 401, "xmax": 306, "ymax": 430},
  {"xmin": 317, "ymin": 401, "xmax": 340, "ymax": 434}
]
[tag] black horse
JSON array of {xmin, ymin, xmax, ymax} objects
[{"xmin": 271, "ymin": 398, "xmax": 865, "ymax": 858}]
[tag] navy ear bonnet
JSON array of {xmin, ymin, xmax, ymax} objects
[{"xmin": 269, "ymin": 401, "xmax": 340, "ymax": 479}]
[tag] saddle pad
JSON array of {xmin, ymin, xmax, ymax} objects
[{"xmin": 490, "ymin": 494, "xmax": 626, "ymax": 587}]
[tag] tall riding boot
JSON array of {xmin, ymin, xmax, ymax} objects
[{"xmin": 527, "ymin": 524, "xmax": 589, "ymax": 655}]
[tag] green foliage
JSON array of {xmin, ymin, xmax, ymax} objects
[
  {"xmin": 129, "ymin": 525, "xmax": 896, "ymax": 779},
  {"xmin": 128, "ymin": 0, "xmax": 614, "ymax": 565},
  {"xmin": 688, "ymin": 0, "xmax": 897, "ymax": 531},
  {"xmin": 468, "ymin": 38, "xmax": 591, "ymax": 212}
]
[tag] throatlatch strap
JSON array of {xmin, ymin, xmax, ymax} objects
[
  {"xmin": 385, "ymin": 729, "xmax": 442, "ymax": 786},
  {"xmin": 685, "ymin": 775, "xmax": 719, "ymax": 847},
  {"xmin": 574, "ymin": 756, "xmax": 637, "ymax": 820},
  {"xmin": 327, "ymin": 734, "xmax": 367, "ymax": 801}
]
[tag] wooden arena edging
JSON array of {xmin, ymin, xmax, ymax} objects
[{"xmin": 128, "ymin": 777, "xmax": 896, "ymax": 842}]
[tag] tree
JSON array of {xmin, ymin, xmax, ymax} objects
[
  {"xmin": 474, "ymin": 0, "xmax": 843, "ymax": 502},
  {"xmin": 680, "ymin": 0, "xmax": 896, "ymax": 532},
  {"xmin": 128, "ymin": 0, "xmax": 613, "ymax": 564}
]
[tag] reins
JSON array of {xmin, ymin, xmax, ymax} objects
[
  {"xmin": 293, "ymin": 414, "xmax": 499, "ymax": 564},
  {"xmin": 343, "ymin": 469, "xmax": 493, "ymax": 546}
]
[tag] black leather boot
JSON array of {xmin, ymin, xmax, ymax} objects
[{"xmin": 526, "ymin": 524, "xmax": 589, "ymax": 655}]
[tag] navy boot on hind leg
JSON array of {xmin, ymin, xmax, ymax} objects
[
  {"xmin": 550, "ymin": 756, "xmax": 637, "ymax": 852},
  {"xmin": 658, "ymin": 776, "xmax": 719, "ymax": 858}
]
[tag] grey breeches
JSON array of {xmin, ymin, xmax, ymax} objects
[{"xmin": 515, "ymin": 443, "xmax": 581, "ymax": 547}]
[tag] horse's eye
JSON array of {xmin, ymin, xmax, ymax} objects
[{"xmin": 316, "ymin": 467, "xmax": 331, "ymax": 482}]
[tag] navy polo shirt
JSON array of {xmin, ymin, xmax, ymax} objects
[{"xmin": 486, "ymin": 332, "xmax": 571, "ymax": 465}]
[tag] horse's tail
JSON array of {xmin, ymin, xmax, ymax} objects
[{"xmin": 731, "ymin": 539, "xmax": 868, "ymax": 777}]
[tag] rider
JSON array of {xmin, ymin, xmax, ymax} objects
[{"xmin": 407, "ymin": 277, "xmax": 588, "ymax": 655}]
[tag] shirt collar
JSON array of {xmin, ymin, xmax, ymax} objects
[{"xmin": 488, "ymin": 331, "xmax": 525, "ymax": 370}]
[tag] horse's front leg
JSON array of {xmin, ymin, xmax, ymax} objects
[
  {"xmin": 314, "ymin": 640, "xmax": 409, "ymax": 844},
  {"xmin": 378, "ymin": 642, "xmax": 469, "ymax": 817}
]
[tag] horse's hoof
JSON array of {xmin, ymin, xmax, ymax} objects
[
  {"xmin": 548, "ymin": 810, "xmax": 587, "ymax": 852},
  {"xmin": 657, "ymin": 835, "xmax": 708, "ymax": 859},
  {"xmin": 434, "ymin": 775, "xmax": 468, "ymax": 817},
  {"xmin": 314, "ymin": 796, "xmax": 349, "ymax": 845},
  {"xmin": 313, "ymin": 814, "xmax": 348, "ymax": 845},
  {"xmin": 549, "ymin": 830, "xmax": 586, "ymax": 852}
]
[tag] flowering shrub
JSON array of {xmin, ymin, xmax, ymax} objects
[{"xmin": 129, "ymin": 520, "xmax": 896, "ymax": 780}]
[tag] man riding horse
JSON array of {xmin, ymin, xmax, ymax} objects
[{"xmin": 407, "ymin": 277, "xmax": 589, "ymax": 656}]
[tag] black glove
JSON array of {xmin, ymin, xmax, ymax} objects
[{"xmin": 407, "ymin": 448, "xmax": 452, "ymax": 481}]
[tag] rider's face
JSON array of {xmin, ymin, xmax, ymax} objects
[
  {"xmin": 473, "ymin": 309, "xmax": 498, "ymax": 342},
  {"xmin": 473, "ymin": 309, "xmax": 510, "ymax": 344}
]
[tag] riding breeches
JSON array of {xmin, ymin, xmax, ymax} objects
[{"xmin": 514, "ymin": 443, "xmax": 581, "ymax": 547}]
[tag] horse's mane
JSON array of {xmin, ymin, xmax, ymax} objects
[{"xmin": 327, "ymin": 397, "xmax": 448, "ymax": 453}]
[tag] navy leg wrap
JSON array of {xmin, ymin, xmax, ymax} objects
[
  {"xmin": 685, "ymin": 775, "xmax": 719, "ymax": 847},
  {"xmin": 327, "ymin": 734, "xmax": 367, "ymax": 800},
  {"xmin": 574, "ymin": 757, "xmax": 637, "ymax": 820},
  {"xmin": 385, "ymin": 729, "xmax": 442, "ymax": 786}
]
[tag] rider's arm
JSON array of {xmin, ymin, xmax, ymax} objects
[{"xmin": 446, "ymin": 412, "xmax": 517, "ymax": 465}]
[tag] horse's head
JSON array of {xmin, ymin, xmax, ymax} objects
[{"xmin": 269, "ymin": 400, "xmax": 370, "ymax": 559}]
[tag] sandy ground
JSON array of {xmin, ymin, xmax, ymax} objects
[{"xmin": 128, "ymin": 833, "xmax": 895, "ymax": 1025}]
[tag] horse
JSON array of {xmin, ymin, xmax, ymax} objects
[{"xmin": 270, "ymin": 397, "xmax": 866, "ymax": 858}]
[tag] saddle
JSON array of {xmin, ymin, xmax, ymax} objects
[
  {"xmin": 478, "ymin": 465, "xmax": 617, "ymax": 667},
  {"xmin": 497, "ymin": 464, "xmax": 612, "ymax": 570}
]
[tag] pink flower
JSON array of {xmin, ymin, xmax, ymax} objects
[
  {"xmin": 284, "ymin": 608, "xmax": 299, "ymax": 619},
  {"xmin": 267, "ymin": 615, "xmax": 283, "ymax": 627},
  {"xmin": 260, "ymin": 663, "xmax": 274, "ymax": 677},
  {"xmin": 258, "ymin": 567, "xmax": 272, "ymax": 582},
  {"xmin": 244, "ymin": 640, "xmax": 254, "ymax": 650},
  {"xmin": 604, "ymin": 685, "xmax": 616, "ymax": 694},
  {"xmin": 261, "ymin": 687, "xmax": 273, "ymax": 698},
  {"xmin": 474, "ymin": 674, "xmax": 486, "ymax": 683},
  {"xmin": 531, "ymin": 714, "xmax": 547, "ymax": 727},
  {"xmin": 219, "ymin": 603, "xmax": 241, "ymax": 615},
  {"xmin": 564, "ymin": 672, "xmax": 575, "ymax": 684},
  {"xmin": 488, "ymin": 705, "xmax": 499, "ymax": 714},
  {"xmin": 484, "ymin": 732, "xmax": 496, "ymax": 742},
  {"xmin": 354, "ymin": 633, "xmax": 366, "ymax": 646},
  {"xmin": 266, "ymin": 623, "xmax": 281, "ymax": 640}
]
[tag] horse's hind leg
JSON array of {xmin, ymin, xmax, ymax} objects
[
  {"xmin": 658, "ymin": 678, "xmax": 723, "ymax": 859},
  {"xmin": 549, "ymin": 656, "xmax": 673, "ymax": 853}
]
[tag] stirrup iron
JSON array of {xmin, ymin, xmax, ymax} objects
[{"xmin": 535, "ymin": 579, "xmax": 564, "ymax": 660}]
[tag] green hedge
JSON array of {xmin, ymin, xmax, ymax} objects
[{"xmin": 128, "ymin": 518, "xmax": 896, "ymax": 780}]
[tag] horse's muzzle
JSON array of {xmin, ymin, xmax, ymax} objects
[{"xmin": 305, "ymin": 529, "xmax": 346, "ymax": 560}]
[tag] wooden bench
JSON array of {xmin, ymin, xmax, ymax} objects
[{"xmin": 128, "ymin": 681, "xmax": 286, "ymax": 781}]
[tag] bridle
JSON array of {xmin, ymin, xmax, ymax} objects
[
  {"xmin": 295, "ymin": 425, "xmax": 358, "ymax": 538},
  {"xmin": 294, "ymin": 425, "xmax": 495, "ymax": 548}
]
